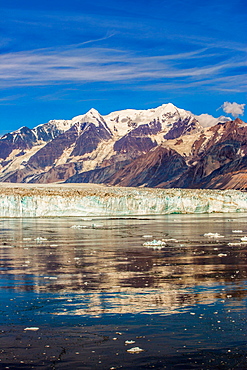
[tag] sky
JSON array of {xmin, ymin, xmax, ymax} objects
[{"xmin": 0, "ymin": 0, "xmax": 246, "ymax": 135}]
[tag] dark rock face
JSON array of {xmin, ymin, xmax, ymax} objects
[
  {"xmin": 114, "ymin": 136, "xmax": 157, "ymax": 156},
  {"xmin": 107, "ymin": 146, "xmax": 188, "ymax": 188},
  {"xmin": 174, "ymin": 119, "xmax": 247, "ymax": 189},
  {"xmin": 28, "ymin": 126, "xmax": 79, "ymax": 169},
  {"xmin": 28, "ymin": 163, "xmax": 78, "ymax": 184},
  {"xmin": 0, "ymin": 166, "xmax": 34, "ymax": 183},
  {"xmin": 71, "ymin": 122, "xmax": 112, "ymax": 157},
  {"xmin": 113, "ymin": 123, "xmax": 160, "ymax": 157},
  {"xmin": 0, "ymin": 123, "xmax": 69, "ymax": 161},
  {"xmin": 66, "ymin": 161, "xmax": 129, "ymax": 184},
  {"xmin": 164, "ymin": 117, "xmax": 198, "ymax": 140},
  {"xmin": 0, "ymin": 127, "xmax": 38, "ymax": 160},
  {"xmin": 27, "ymin": 121, "xmax": 112, "ymax": 169}
]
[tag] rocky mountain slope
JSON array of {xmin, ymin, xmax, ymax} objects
[{"xmin": 1, "ymin": 103, "xmax": 246, "ymax": 190}]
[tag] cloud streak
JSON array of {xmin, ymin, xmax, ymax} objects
[{"xmin": 0, "ymin": 44, "xmax": 246, "ymax": 93}]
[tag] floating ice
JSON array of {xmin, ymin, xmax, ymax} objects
[
  {"xmin": 35, "ymin": 237, "xmax": 47, "ymax": 242},
  {"xmin": 143, "ymin": 240, "xmax": 166, "ymax": 246},
  {"xmin": 24, "ymin": 327, "xmax": 39, "ymax": 331},
  {"xmin": 70, "ymin": 225, "xmax": 86, "ymax": 229},
  {"xmin": 127, "ymin": 347, "xmax": 144, "ymax": 353},
  {"xmin": 143, "ymin": 240, "xmax": 166, "ymax": 250},
  {"xmin": 125, "ymin": 340, "xmax": 136, "ymax": 345},
  {"xmin": 240, "ymin": 236, "xmax": 247, "ymax": 242},
  {"xmin": 204, "ymin": 233, "xmax": 224, "ymax": 238},
  {"xmin": 232, "ymin": 230, "xmax": 243, "ymax": 233}
]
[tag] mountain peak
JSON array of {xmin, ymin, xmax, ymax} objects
[
  {"xmin": 234, "ymin": 117, "xmax": 245, "ymax": 125},
  {"xmin": 160, "ymin": 102, "xmax": 178, "ymax": 112},
  {"xmin": 162, "ymin": 102, "xmax": 176, "ymax": 109},
  {"xmin": 86, "ymin": 108, "xmax": 101, "ymax": 116}
]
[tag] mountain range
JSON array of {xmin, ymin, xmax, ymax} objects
[{"xmin": 0, "ymin": 102, "xmax": 246, "ymax": 190}]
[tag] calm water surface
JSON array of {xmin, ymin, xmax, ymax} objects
[{"xmin": 0, "ymin": 213, "xmax": 247, "ymax": 369}]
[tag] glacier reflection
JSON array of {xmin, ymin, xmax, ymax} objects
[{"xmin": 0, "ymin": 214, "xmax": 247, "ymax": 317}]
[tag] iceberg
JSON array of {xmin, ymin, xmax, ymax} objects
[{"xmin": 0, "ymin": 183, "xmax": 247, "ymax": 217}]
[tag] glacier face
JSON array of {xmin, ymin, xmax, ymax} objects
[{"xmin": 0, "ymin": 185, "xmax": 246, "ymax": 217}]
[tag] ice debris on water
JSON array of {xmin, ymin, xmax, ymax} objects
[
  {"xmin": 70, "ymin": 224, "xmax": 87, "ymax": 229},
  {"xmin": 125, "ymin": 340, "xmax": 136, "ymax": 345},
  {"xmin": 91, "ymin": 223, "xmax": 103, "ymax": 228},
  {"xmin": 218, "ymin": 253, "xmax": 227, "ymax": 257},
  {"xmin": 232, "ymin": 230, "xmax": 243, "ymax": 233},
  {"xmin": 127, "ymin": 347, "xmax": 144, "ymax": 353},
  {"xmin": 35, "ymin": 237, "xmax": 47, "ymax": 242},
  {"xmin": 240, "ymin": 236, "xmax": 247, "ymax": 242},
  {"xmin": 24, "ymin": 327, "xmax": 39, "ymax": 331},
  {"xmin": 143, "ymin": 240, "xmax": 166, "ymax": 250},
  {"xmin": 142, "ymin": 235, "xmax": 153, "ymax": 238},
  {"xmin": 204, "ymin": 233, "xmax": 224, "ymax": 238}
]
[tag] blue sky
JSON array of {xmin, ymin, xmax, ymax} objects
[{"xmin": 0, "ymin": 0, "xmax": 246, "ymax": 134}]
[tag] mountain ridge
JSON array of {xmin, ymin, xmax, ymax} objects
[{"xmin": 1, "ymin": 102, "xmax": 247, "ymax": 190}]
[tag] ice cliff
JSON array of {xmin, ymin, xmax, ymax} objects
[{"xmin": 0, "ymin": 184, "xmax": 246, "ymax": 217}]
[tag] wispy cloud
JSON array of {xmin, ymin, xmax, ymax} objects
[
  {"xmin": 0, "ymin": 93, "xmax": 26, "ymax": 105},
  {"xmin": 0, "ymin": 44, "xmax": 246, "ymax": 92}
]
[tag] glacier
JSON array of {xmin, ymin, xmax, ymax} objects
[{"xmin": 0, "ymin": 184, "xmax": 247, "ymax": 217}]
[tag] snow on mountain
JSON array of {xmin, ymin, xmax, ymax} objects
[
  {"xmin": 194, "ymin": 113, "xmax": 230, "ymax": 128},
  {"xmin": 0, "ymin": 102, "xmax": 242, "ymax": 189},
  {"xmin": 34, "ymin": 119, "xmax": 74, "ymax": 134},
  {"xmin": 104, "ymin": 103, "xmax": 200, "ymax": 137}
]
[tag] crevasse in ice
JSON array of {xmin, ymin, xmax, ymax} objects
[{"xmin": 0, "ymin": 186, "xmax": 247, "ymax": 217}]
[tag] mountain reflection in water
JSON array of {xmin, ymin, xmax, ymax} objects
[{"xmin": 0, "ymin": 214, "xmax": 247, "ymax": 369}]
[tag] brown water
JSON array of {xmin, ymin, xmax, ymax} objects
[{"xmin": 0, "ymin": 214, "xmax": 247, "ymax": 369}]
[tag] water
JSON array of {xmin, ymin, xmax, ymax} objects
[{"xmin": 0, "ymin": 213, "xmax": 247, "ymax": 369}]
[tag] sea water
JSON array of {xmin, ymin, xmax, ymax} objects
[{"xmin": 0, "ymin": 213, "xmax": 246, "ymax": 369}]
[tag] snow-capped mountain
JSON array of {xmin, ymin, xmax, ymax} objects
[{"xmin": 2, "ymin": 102, "xmax": 246, "ymax": 190}]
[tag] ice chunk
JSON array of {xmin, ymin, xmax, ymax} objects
[
  {"xmin": 70, "ymin": 225, "xmax": 86, "ymax": 229},
  {"xmin": 143, "ymin": 240, "xmax": 166, "ymax": 246},
  {"xmin": 127, "ymin": 347, "xmax": 144, "ymax": 353},
  {"xmin": 204, "ymin": 233, "xmax": 224, "ymax": 238},
  {"xmin": 143, "ymin": 239, "xmax": 166, "ymax": 250},
  {"xmin": 24, "ymin": 327, "xmax": 39, "ymax": 331},
  {"xmin": 232, "ymin": 230, "xmax": 243, "ymax": 233},
  {"xmin": 35, "ymin": 237, "xmax": 47, "ymax": 242}
]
